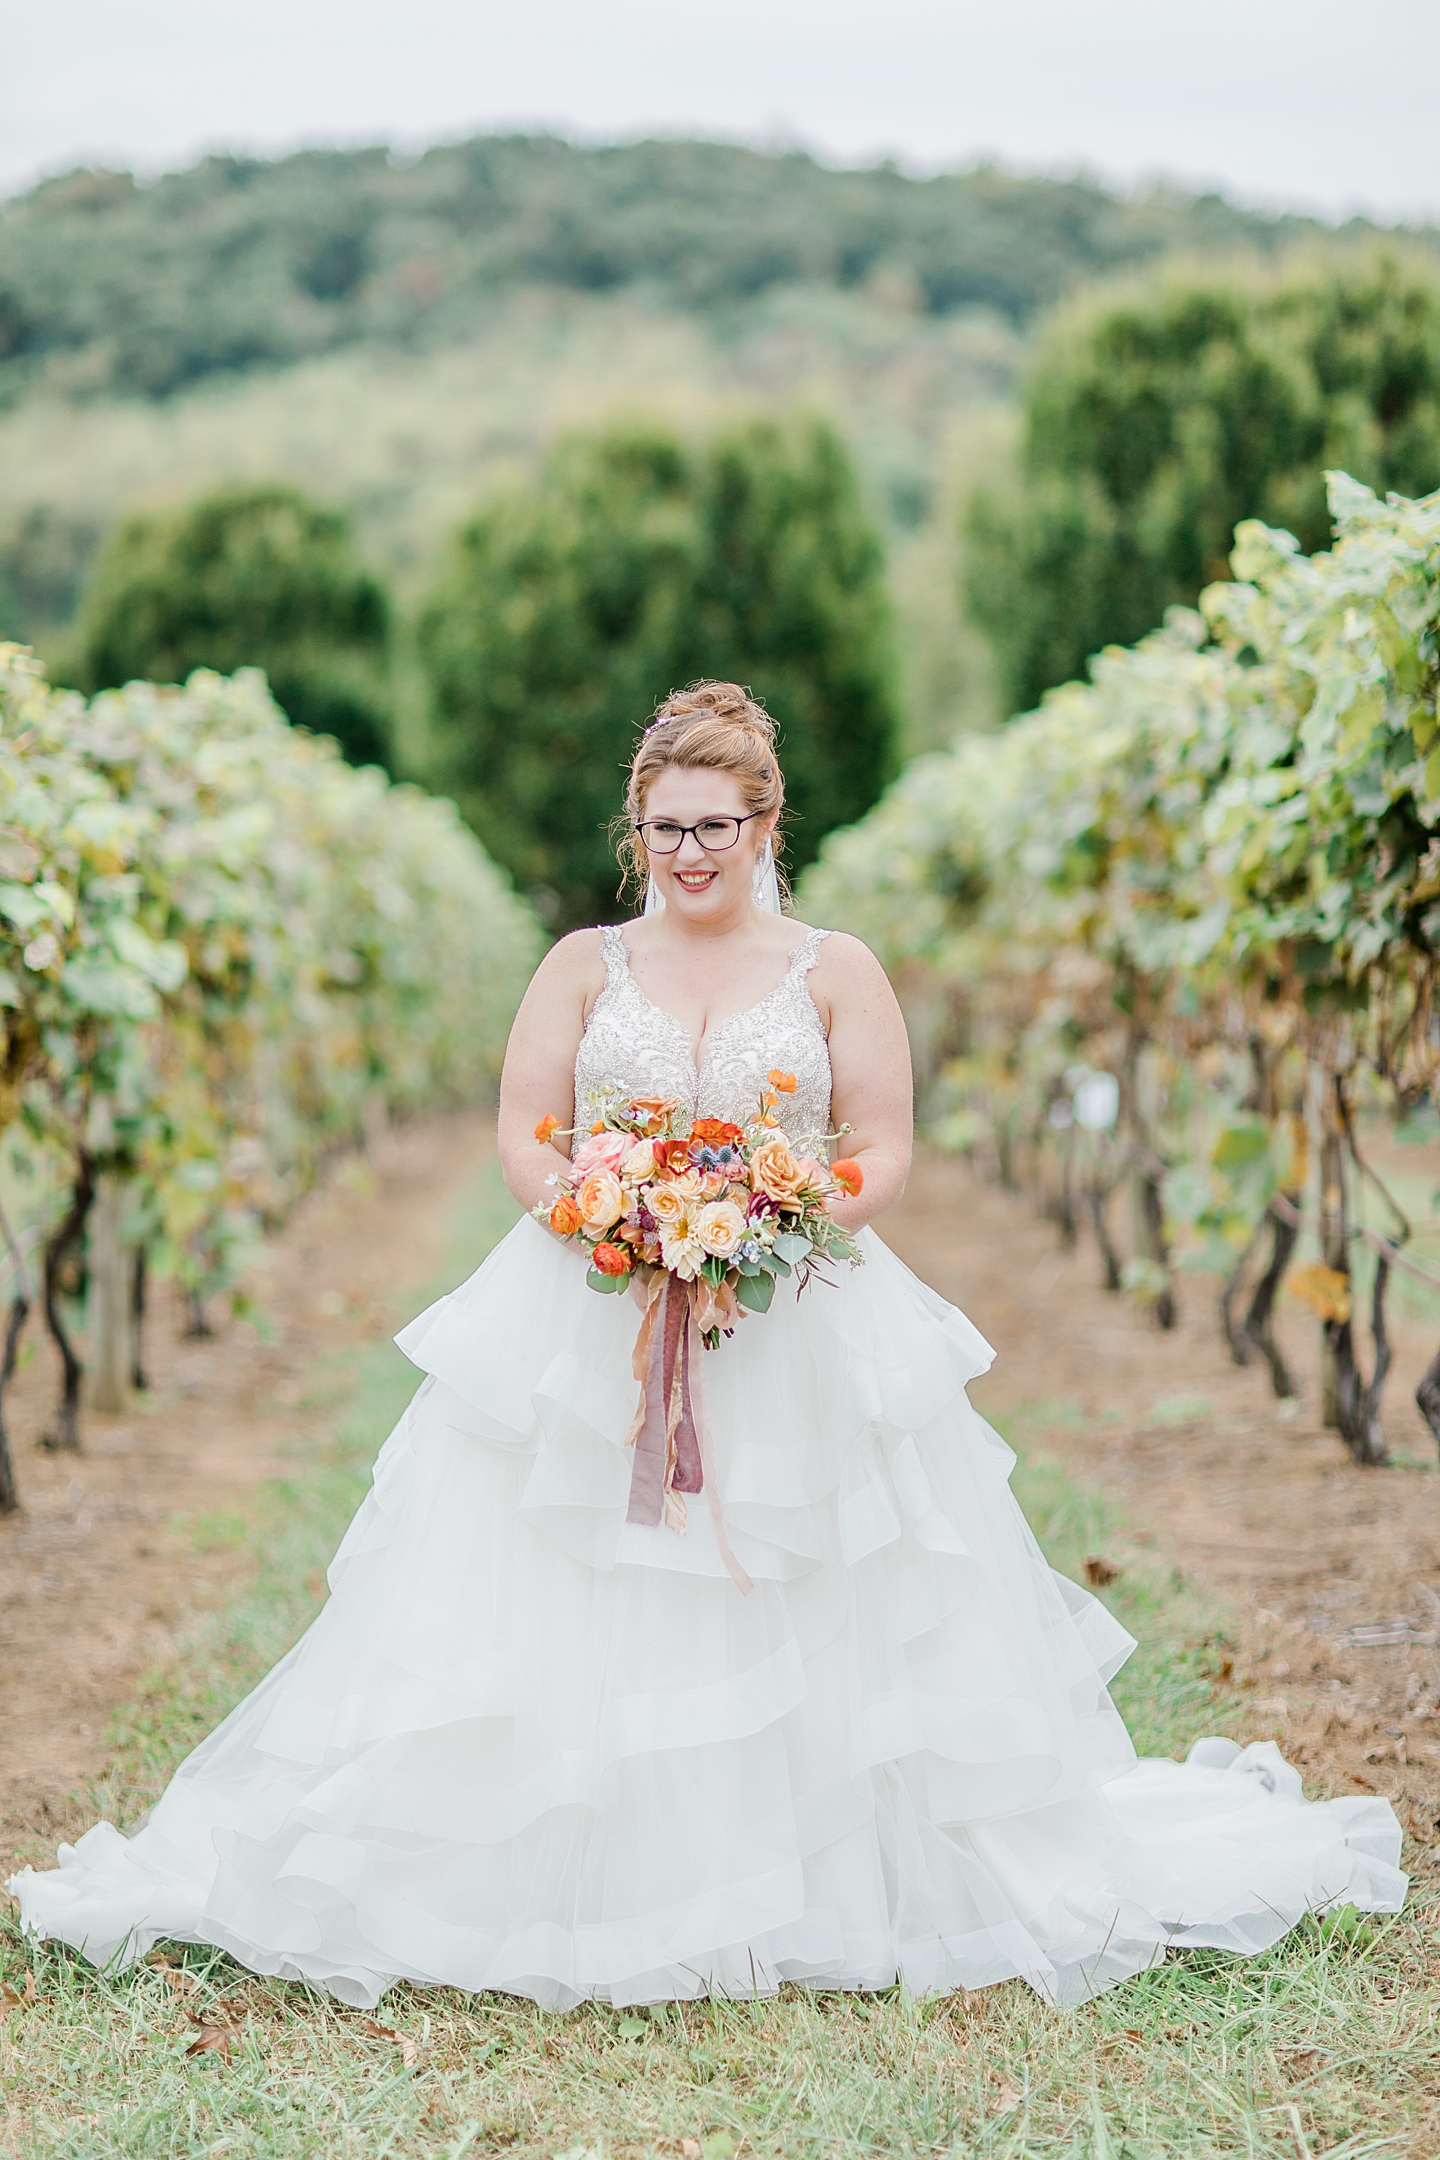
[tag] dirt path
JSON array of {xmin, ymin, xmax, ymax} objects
[
  {"xmin": 0, "ymin": 1112, "xmax": 494, "ymax": 1863},
  {"xmin": 883, "ymin": 1151, "xmax": 1440, "ymax": 1847}
]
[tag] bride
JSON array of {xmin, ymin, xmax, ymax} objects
[{"xmin": 10, "ymin": 681, "xmax": 1405, "ymax": 2010}]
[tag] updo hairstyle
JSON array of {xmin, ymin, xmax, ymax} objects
[{"xmin": 618, "ymin": 681, "xmax": 786, "ymax": 900}]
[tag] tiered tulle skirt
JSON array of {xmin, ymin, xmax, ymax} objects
[{"xmin": 9, "ymin": 1219, "xmax": 1406, "ymax": 2008}]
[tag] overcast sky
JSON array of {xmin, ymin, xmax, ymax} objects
[{"xmin": 7, "ymin": 0, "xmax": 1437, "ymax": 222}]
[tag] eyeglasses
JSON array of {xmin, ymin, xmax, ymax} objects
[{"xmin": 633, "ymin": 812, "xmax": 763, "ymax": 856}]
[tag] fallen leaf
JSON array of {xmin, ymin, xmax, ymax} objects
[
  {"xmin": 0, "ymin": 1983, "xmax": 24, "ymax": 2016},
  {"xmin": 990, "ymin": 2082, "xmax": 1023, "ymax": 2115},
  {"xmin": 360, "ymin": 2017, "xmax": 398, "ymax": 2041},
  {"xmin": 1286, "ymin": 2049, "xmax": 1324, "ymax": 2078},
  {"xmin": 681, "ymin": 2143, "xmax": 702, "ymax": 2158},
  {"xmin": 185, "ymin": 2025, "xmax": 236, "ymax": 2062},
  {"xmin": 400, "ymin": 2035, "xmax": 419, "ymax": 2067},
  {"xmin": 23, "ymin": 1973, "xmax": 37, "ymax": 2005},
  {"xmin": 1083, "ymin": 1556, "xmax": 1120, "ymax": 1588}
]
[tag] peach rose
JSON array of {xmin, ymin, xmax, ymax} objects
[
  {"xmin": 577, "ymin": 1169, "xmax": 625, "ymax": 1232},
  {"xmin": 572, "ymin": 1128, "xmax": 630, "ymax": 1178},
  {"xmin": 549, "ymin": 1192, "xmax": 581, "ymax": 1236},
  {"xmin": 620, "ymin": 1138, "xmax": 657, "ymax": 1185},
  {"xmin": 695, "ymin": 1199, "xmax": 748, "ymax": 1258},
  {"xmin": 646, "ymin": 1179, "xmax": 691, "ymax": 1225},
  {"xmin": 749, "ymin": 1137, "xmax": 806, "ymax": 1209}
]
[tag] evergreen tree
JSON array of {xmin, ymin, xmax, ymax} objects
[
  {"xmin": 418, "ymin": 429, "xmax": 700, "ymax": 930},
  {"xmin": 967, "ymin": 257, "xmax": 1440, "ymax": 714},
  {"xmin": 72, "ymin": 485, "xmax": 392, "ymax": 767},
  {"xmin": 419, "ymin": 417, "xmax": 899, "ymax": 929}
]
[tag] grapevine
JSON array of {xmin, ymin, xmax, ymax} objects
[
  {"xmin": 0, "ymin": 649, "xmax": 541, "ymax": 1508},
  {"xmin": 801, "ymin": 475, "xmax": 1440, "ymax": 1464}
]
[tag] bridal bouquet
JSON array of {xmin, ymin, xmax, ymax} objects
[
  {"xmin": 532, "ymin": 1077, "xmax": 863, "ymax": 1341},
  {"xmin": 531, "ymin": 1080, "xmax": 864, "ymax": 1590}
]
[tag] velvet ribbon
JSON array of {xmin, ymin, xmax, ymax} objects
[{"xmin": 623, "ymin": 1272, "xmax": 754, "ymax": 1594}]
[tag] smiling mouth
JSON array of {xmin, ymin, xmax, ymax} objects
[{"xmin": 674, "ymin": 868, "xmax": 719, "ymax": 889}]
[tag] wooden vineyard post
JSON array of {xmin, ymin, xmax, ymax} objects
[
  {"xmin": 1315, "ymin": 1067, "xmax": 1347, "ymax": 1432},
  {"xmin": 87, "ymin": 1172, "xmax": 130, "ymax": 1416}
]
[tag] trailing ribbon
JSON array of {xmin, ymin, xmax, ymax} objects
[{"xmin": 623, "ymin": 1272, "xmax": 754, "ymax": 1594}]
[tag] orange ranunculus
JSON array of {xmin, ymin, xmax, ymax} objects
[
  {"xmin": 534, "ymin": 1113, "xmax": 561, "ymax": 1143},
  {"xmin": 549, "ymin": 1192, "xmax": 581, "ymax": 1235},
  {"xmin": 750, "ymin": 1137, "xmax": 806, "ymax": 1208},
  {"xmin": 766, "ymin": 1070, "xmax": 798, "ymax": 1093},
  {"xmin": 577, "ymin": 1169, "xmax": 626, "ymax": 1232},
  {"xmin": 832, "ymin": 1158, "xmax": 864, "ymax": 1198},
  {"xmin": 591, "ymin": 1241, "xmax": 632, "ymax": 1277},
  {"xmin": 690, "ymin": 1118, "xmax": 744, "ymax": 1147}
]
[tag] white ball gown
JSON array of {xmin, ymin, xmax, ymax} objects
[{"xmin": 10, "ymin": 924, "xmax": 1406, "ymax": 2010}]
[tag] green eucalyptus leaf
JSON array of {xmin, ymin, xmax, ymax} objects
[{"xmin": 734, "ymin": 1268, "xmax": 775, "ymax": 1313}]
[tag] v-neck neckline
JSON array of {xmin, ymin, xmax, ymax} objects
[{"xmin": 615, "ymin": 930, "xmax": 809, "ymax": 1075}]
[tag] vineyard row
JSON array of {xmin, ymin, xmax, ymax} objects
[
  {"xmin": 0, "ymin": 647, "xmax": 540, "ymax": 1510},
  {"xmin": 803, "ymin": 475, "xmax": 1440, "ymax": 1465}
]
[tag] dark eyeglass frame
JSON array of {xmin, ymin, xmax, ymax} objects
[{"xmin": 633, "ymin": 810, "xmax": 765, "ymax": 856}]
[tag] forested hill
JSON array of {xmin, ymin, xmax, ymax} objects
[{"xmin": 1, "ymin": 134, "xmax": 1419, "ymax": 404}]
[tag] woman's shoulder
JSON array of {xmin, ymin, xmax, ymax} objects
[
  {"xmin": 796, "ymin": 923, "xmax": 893, "ymax": 1017},
  {"xmin": 792, "ymin": 921, "xmax": 881, "ymax": 971},
  {"xmin": 529, "ymin": 925, "xmax": 615, "ymax": 989}
]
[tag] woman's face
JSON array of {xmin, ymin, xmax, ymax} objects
[{"xmin": 638, "ymin": 767, "xmax": 776, "ymax": 922}]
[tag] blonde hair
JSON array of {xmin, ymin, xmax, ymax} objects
[{"xmin": 618, "ymin": 681, "xmax": 786, "ymax": 901}]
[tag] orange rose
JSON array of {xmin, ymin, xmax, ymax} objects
[
  {"xmin": 832, "ymin": 1158, "xmax": 864, "ymax": 1198},
  {"xmin": 627, "ymin": 1095, "xmax": 682, "ymax": 1136},
  {"xmin": 549, "ymin": 1192, "xmax": 581, "ymax": 1235},
  {"xmin": 750, "ymin": 1137, "xmax": 806, "ymax": 1208},
  {"xmin": 653, "ymin": 1138, "xmax": 695, "ymax": 1175},
  {"xmin": 591, "ymin": 1241, "xmax": 632, "ymax": 1277},
  {"xmin": 534, "ymin": 1113, "xmax": 561, "ymax": 1143},
  {"xmin": 767, "ymin": 1070, "xmax": 798, "ymax": 1093},
  {"xmin": 577, "ymin": 1169, "xmax": 625, "ymax": 1232}
]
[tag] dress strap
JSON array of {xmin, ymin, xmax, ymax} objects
[
  {"xmin": 599, "ymin": 923, "xmax": 630, "ymax": 987},
  {"xmin": 788, "ymin": 926, "xmax": 832, "ymax": 975}
]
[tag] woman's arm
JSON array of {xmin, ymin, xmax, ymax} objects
[
  {"xmin": 497, "ymin": 930, "xmax": 604, "ymax": 1213},
  {"xmin": 810, "ymin": 931, "xmax": 913, "ymax": 1231}
]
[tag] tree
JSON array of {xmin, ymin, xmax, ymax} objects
[
  {"xmin": 419, "ymin": 417, "xmax": 899, "ymax": 929},
  {"xmin": 695, "ymin": 417, "xmax": 900, "ymax": 873},
  {"xmin": 966, "ymin": 257, "xmax": 1440, "ymax": 715},
  {"xmin": 71, "ymin": 485, "xmax": 393, "ymax": 767}
]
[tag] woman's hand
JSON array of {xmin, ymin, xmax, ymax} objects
[
  {"xmin": 497, "ymin": 931, "xmax": 605, "ymax": 1215},
  {"xmin": 807, "ymin": 932, "xmax": 913, "ymax": 1230}
]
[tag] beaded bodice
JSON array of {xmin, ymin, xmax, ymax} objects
[{"xmin": 574, "ymin": 924, "xmax": 834, "ymax": 1154}]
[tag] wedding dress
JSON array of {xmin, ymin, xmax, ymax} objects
[{"xmin": 10, "ymin": 923, "xmax": 1406, "ymax": 2009}]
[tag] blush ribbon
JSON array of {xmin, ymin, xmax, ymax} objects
[{"xmin": 623, "ymin": 1273, "xmax": 754, "ymax": 1595}]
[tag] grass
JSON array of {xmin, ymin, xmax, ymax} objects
[{"xmin": 2, "ymin": 1169, "xmax": 1436, "ymax": 2158}]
